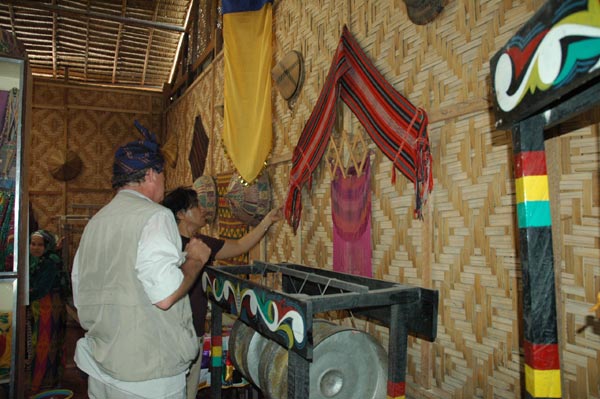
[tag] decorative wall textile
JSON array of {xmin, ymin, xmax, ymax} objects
[
  {"xmin": 0, "ymin": 88, "xmax": 19, "ymax": 189},
  {"xmin": 284, "ymin": 26, "xmax": 433, "ymax": 233},
  {"xmin": 222, "ymin": 0, "xmax": 273, "ymax": 183},
  {"xmin": 0, "ymin": 190, "xmax": 14, "ymax": 272},
  {"xmin": 0, "ymin": 311, "xmax": 11, "ymax": 381},
  {"xmin": 332, "ymin": 157, "xmax": 372, "ymax": 277},
  {"xmin": 216, "ymin": 171, "xmax": 249, "ymax": 265},
  {"xmin": 0, "ymin": 90, "xmax": 9, "ymax": 132},
  {"xmin": 189, "ymin": 115, "xmax": 209, "ymax": 181}
]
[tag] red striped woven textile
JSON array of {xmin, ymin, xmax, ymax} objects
[{"xmin": 284, "ymin": 26, "xmax": 433, "ymax": 232}]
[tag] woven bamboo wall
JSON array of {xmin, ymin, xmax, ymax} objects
[
  {"xmin": 165, "ymin": 60, "xmax": 222, "ymax": 239},
  {"xmin": 30, "ymin": 79, "xmax": 163, "ymax": 267},
  {"xmin": 165, "ymin": 1, "xmax": 599, "ymax": 398}
]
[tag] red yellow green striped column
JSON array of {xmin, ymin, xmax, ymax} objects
[
  {"xmin": 211, "ymin": 335, "xmax": 223, "ymax": 368},
  {"xmin": 513, "ymin": 118, "xmax": 561, "ymax": 399},
  {"xmin": 387, "ymin": 304, "xmax": 407, "ymax": 399},
  {"xmin": 387, "ymin": 381, "xmax": 406, "ymax": 399},
  {"xmin": 210, "ymin": 305, "xmax": 224, "ymax": 399}
]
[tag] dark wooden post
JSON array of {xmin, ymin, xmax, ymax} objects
[
  {"xmin": 387, "ymin": 303, "xmax": 409, "ymax": 399},
  {"xmin": 287, "ymin": 349, "xmax": 310, "ymax": 399},
  {"xmin": 512, "ymin": 115, "xmax": 561, "ymax": 399}
]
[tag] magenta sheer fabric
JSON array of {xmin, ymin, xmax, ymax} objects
[{"xmin": 331, "ymin": 157, "xmax": 372, "ymax": 277}]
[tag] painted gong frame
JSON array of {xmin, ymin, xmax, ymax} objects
[
  {"xmin": 490, "ymin": 0, "xmax": 600, "ymax": 398},
  {"xmin": 202, "ymin": 261, "xmax": 438, "ymax": 399}
]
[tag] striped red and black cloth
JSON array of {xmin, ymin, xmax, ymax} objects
[{"xmin": 284, "ymin": 26, "xmax": 433, "ymax": 232}]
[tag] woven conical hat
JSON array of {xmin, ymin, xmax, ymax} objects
[
  {"xmin": 48, "ymin": 150, "xmax": 82, "ymax": 181},
  {"xmin": 403, "ymin": 0, "xmax": 444, "ymax": 25},
  {"xmin": 271, "ymin": 51, "xmax": 304, "ymax": 102}
]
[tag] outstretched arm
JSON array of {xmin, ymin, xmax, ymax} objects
[{"xmin": 215, "ymin": 206, "xmax": 283, "ymax": 260}]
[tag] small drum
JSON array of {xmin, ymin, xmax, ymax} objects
[
  {"xmin": 193, "ymin": 175, "xmax": 218, "ymax": 224},
  {"xmin": 48, "ymin": 149, "xmax": 82, "ymax": 181}
]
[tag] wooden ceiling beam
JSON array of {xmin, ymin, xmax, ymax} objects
[
  {"xmin": 8, "ymin": 4, "xmax": 17, "ymax": 36},
  {"xmin": 141, "ymin": 0, "xmax": 159, "ymax": 86},
  {"xmin": 84, "ymin": 0, "xmax": 90, "ymax": 81},
  {"xmin": 189, "ymin": 0, "xmax": 198, "ymax": 66},
  {"xmin": 112, "ymin": 0, "xmax": 126, "ymax": 84},
  {"xmin": 8, "ymin": 0, "xmax": 186, "ymax": 32},
  {"xmin": 51, "ymin": 0, "xmax": 57, "ymax": 78}
]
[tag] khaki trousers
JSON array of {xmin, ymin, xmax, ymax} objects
[{"xmin": 186, "ymin": 337, "xmax": 205, "ymax": 399}]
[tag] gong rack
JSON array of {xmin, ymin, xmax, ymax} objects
[{"xmin": 202, "ymin": 261, "xmax": 438, "ymax": 399}]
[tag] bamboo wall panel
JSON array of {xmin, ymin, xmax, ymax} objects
[
  {"xmin": 164, "ymin": 0, "xmax": 599, "ymax": 397},
  {"xmin": 547, "ymin": 109, "xmax": 600, "ymax": 399},
  {"xmin": 166, "ymin": 61, "xmax": 221, "ymax": 190},
  {"xmin": 210, "ymin": 57, "xmax": 230, "ymax": 175},
  {"xmin": 30, "ymin": 80, "xmax": 163, "ymax": 267}
]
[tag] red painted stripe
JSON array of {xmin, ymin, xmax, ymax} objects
[
  {"xmin": 523, "ymin": 340, "xmax": 560, "ymax": 370},
  {"xmin": 505, "ymin": 30, "xmax": 548, "ymax": 78},
  {"xmin": 212, "ymin": 335, "xmax": 222, "ymax": 346},
  {"xmin": 514, "ymin": 151, "xmax": 547, "ymax": 178},
  {"xmin": 387, "ymin": 381, "xmax": 406, "ymax": 396}
]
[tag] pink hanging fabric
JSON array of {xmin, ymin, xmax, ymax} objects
[{"xmin": 331, "ymin": 157, "xmax": 372, "ymax": 277}]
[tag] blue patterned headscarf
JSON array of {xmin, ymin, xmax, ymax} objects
[
  {"xmin": 29, "ymin": 229, "xmax": 68, "ymax": 301},
  {"xmin": 31, "ymin": 229, "xmax": 57, "ymax": 254},
  {"xmin": 112, "ymin": 120, "xmax": 164, "ymax": 185}
]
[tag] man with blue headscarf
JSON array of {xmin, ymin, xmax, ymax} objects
[{"xmin": 72, "ymin": 121, "xmax": 211, "ymax": 399}]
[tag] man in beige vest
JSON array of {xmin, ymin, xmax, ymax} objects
[{"xmin": 72, "ymin": 122, "xmax": 211, "ymax": 399}]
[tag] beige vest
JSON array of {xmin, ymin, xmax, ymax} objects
[{"xmin": 76, "ymin": 191, "xmax": 197, "ymax": 381}]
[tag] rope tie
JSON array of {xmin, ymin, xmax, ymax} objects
[
  {"xmin": 298, "ymin": 272, "xmax": 310, "ymax": 294},
  {"xmin": 319, "ymin": 278, "xmax": 333, "ymax": 296}
]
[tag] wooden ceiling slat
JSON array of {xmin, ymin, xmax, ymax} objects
[
  {"xmin": 7, "ymin": 0, "xmax": 186, "ymax": 32},
  {"xmin": 52, "ymin": 0, "xmax": 57, "ymax": 78},
  {"xmin": 83, "ymin": 0, "xmax": 91, "ymax": 80},
  {"xmin": 8, "ymin": 4, "xmax": 17, "ymax": 36},
  {"xmin": 141, "ymin": 1, "xmax": 159, "ymax": 86},
  {"xmin": 111, "ymin": 0, "xmax": 124, "ymax": 85},
  {"xmin": 7, "ymin": 31, "xmax": 52, "ymax": 40},
  {"xmin": 0, "ymin": 0, "xmax": 199, "ymax": 90}
]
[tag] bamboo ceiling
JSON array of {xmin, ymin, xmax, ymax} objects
[{"xmin": 0, "ymin": 0, "xmax": 195, "ymax": 91}]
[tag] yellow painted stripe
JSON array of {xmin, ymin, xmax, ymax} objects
[
  {"xmin": 516, "ymin": 176, "xmax": 549, "ymax": 203},
  {"xmin": 525, "ymin": 364, "xmax": 562, "ymax": 398},
  {"xmin": 212, "ymin": 346, "xmax": 222, "ymax": 358},
  {"xmin": 386, "ymin": 396, "xmax": 405, "ymax": 399}
]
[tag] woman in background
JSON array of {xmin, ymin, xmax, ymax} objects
[{"xmin": 27, "ymin": 229, "xmax": 69, "ymax": 394}]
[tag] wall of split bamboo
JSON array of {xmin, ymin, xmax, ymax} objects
[
  {"xmin": 165, "ymin": 1, "xmax": 599, "ymax": 397},
  {"xmin": 29, "ymin": 78, "xmax": 164, "ymax": 268}
]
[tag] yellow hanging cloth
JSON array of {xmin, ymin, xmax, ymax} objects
[{"xmin": 223, "ymin": 0, "xmax": 273, "ymax": 183}]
